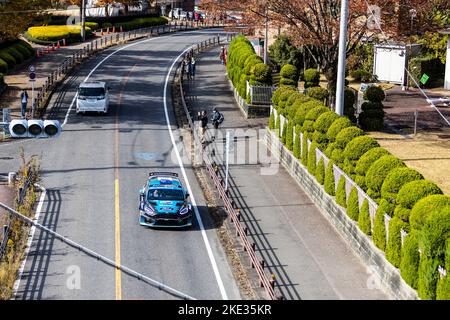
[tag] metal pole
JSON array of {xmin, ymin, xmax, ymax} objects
[
  {"xmin": 31, "ymin": 80, "xmax": 35, "ymax": 117},
  {"xmin": 81, "ymin": 0, "xmax": 86, "ymax": 42},
  {"xmin": 414, "ymin": 109, "xmax": 418, "ymax": 135},
  {"xmin": 334, "ymin": 0, "xmax": 349, "ymax": 116},
  {"xmin": 225, "ymin": 131, "xmax": 230, "ymax": 191},
  {"xmin": 264, "ymin": 6, "xmax": 269, "ymax": 65}
]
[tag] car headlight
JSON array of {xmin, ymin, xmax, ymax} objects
[
  {"xmin": 179, "ymin": 204, "xmax": 191, "ymax": 215},
  {"xmin": 143, "ymin": 204, "xmax": 156, "ymax": 217}
]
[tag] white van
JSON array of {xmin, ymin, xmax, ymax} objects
[{"xmin": 76, "ymin": 81, "xmax": 110, "ymax": 114}]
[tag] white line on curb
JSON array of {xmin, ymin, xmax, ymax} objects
[
  {"xmin": 163, "ymin": 48, "xmax": 229, "ymax": 300},
  {"xmin": 12, "ymin": 184, "xmax": 46, "ymax": 299}
]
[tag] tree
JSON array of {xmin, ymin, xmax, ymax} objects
[{"xmin": 269, "ymin": 34, "xmax": 303, "ymax": 71}]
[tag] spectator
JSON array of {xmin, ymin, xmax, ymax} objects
[
  {"xmin": 20, "ymin": 90, "xmax": 28, "ymax": 119},
  {"xmin": 186, "ymin": 58, "xmax": 192, "ymax": 80},
  {"xmin": 211, "ymin": 108, "xmax": 224, "ymax": 129},
  {"xmin": 197, "ymin": 110, "xmax": 208, "ymax": 146},
  {"xmin": 219, "ymin": 47, "xmax": 225, "ymax": 65},
  {"xmin": 190, "ymin": 57, "xmax": 196, "ymax": 78}
]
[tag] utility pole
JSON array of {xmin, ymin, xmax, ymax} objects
[
  {"xmin": 264, "ymin": 6, "xmax": 269, "ymax": 65},
  {"xmin": 81, "ymin": 0, "xmax": 86, "ymax": 42},
  {"xmin": 334, "ymin": 0, "xmax": 349, "ymax": 116}
]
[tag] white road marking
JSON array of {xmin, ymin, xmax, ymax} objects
[
  {"xmin": 12, "ymin": 184, "xmax": 47, "ymax": 299},
  {"xmin": 163, "ymin": 48, "xmax": 229, "ymax": 300}
]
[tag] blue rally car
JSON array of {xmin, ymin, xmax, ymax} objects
[{"xmin": 139, "ymin": 172, "xmax": 193, "ymax": 228}]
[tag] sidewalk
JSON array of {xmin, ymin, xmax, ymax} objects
[{"xmin": 185, "ymin": 48, "xmax": 389, "ymax": 299}]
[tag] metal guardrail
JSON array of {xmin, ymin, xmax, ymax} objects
[
  {"xmin": 176, "ymin": 36, "xmax": 282, "ymax": 300},
  {"xmin": 31, "ymin": 19, "xmax": 227, "ymax": 118}
]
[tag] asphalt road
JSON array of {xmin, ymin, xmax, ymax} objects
[{"xmin": 0, "ymin": 30, "xmax": 240, "ymax": 300}]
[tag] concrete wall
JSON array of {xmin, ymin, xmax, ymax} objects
[{"xmin": 265, "ymin": 129, "xmax": 419, "ymax": 300}]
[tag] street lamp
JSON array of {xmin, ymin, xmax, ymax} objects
[
  {"xmin": 335, "ymin": 0, "xmax": 349, "ymax": 116},
  {"xmin": 81, "ymin": 0, "xmax": 86, "ymax": 42}
]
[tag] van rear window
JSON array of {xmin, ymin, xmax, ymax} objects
[{"xmin": 79, "ymin": 87, "xmax": 105, "ymax": 97}]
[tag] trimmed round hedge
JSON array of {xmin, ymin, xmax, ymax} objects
[
  {"xmin": 355, "ymin": 147, "xmax": 390, "ymax": 177},
  {"xmin": 346, "ymin": 187, "xmax": 359, "ymax": 221},
  {"xmin": 314, "ymin": 111, "xmax": 340, "ymax": 134},
  {"xmin": 334, "ymin": 126, "xmax": 364, "ymax": 150},
  {"xmin": 326, "ymin": 117, "xmax": 353, "ymax": 143},
  {"xmin": 419, "ymin": 206, "xmax": 450, "ymax": 261},
  {"xmin": 358, "ymin": 199, "xmax": 372, "ymax": 235},
  {"xmin": 396, "ymin": 180, "xmax": 443, "ymax": 210},
  {"xmin": 307, "ymin": 86, "xmax": 329, "ymax": 101},
  {"xmin": 305, "ymin": 105, "xmax": 329, "ymax": 121},
  {"xmin": 418, "ymin": 256, "xmax": 440, "ymax": 300},
  {"xmin": 315, "ymin": 157, "xmax": 325, "ymax": 185},
  {"xmin": 363, "ymin": 86, "xmax": 385, "ymax": 102},
  {"xmin": 385, "ymin": 217, "xmax": 410, "ymax": 267},
  {"xmin": 293, "ymin": 100, "xmax": 324, "ymax": 125},
  {"xmin": 324, "ymin": 159, "xmax": 336, "ymax": 196},
  {"xmin": 400, "ymin": 230, "xmax": 420, "ymax": 289},
  {"xmin": 343, "ymin": 136, "xmax": 380, "ymax": 163},
  {"xmin": 410, "ymin": 194, "xmax": 450, "ymax": 231},
  {"xmin": 280, "ymin": 64, "xmax": 299, "ymax": 82},
  {"xmin": 0, "ymin": 58, "xmax": 8, "ymax": 73},
  {"xmin": 381, "ymin": 168, "xmax": 424, "ymax": 204},
  {"xmin": 304, "ymin": 68, "xmax": 320, "ymax": 87},
  {"xmin": 365, "ymin": 155, "xmax": 405, "ymax": 196}
]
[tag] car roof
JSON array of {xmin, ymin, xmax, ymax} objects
[
  {"xmin": 147, "ymin": 176, "xmax": 183, "ymax": 189},
  {"xmin": 79, "ymin": 81, "xmax": 106, "ymax": 88}
]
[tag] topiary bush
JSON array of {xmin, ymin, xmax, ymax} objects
[
  {"xmin": 358, "ymin": 199, "xmax": 372, "ymax": 235},
  {"xmin": 314, "ymin": 111, "xmax": 340, "ymax": 134},
  {"xmin": 400, "ymin": 230, "xmax": 420, "ymax": 289},
  {"xmin": 344, "ymin": 88, "xmax": 357, "ymax": 122},
  {"xmin": 251, "ymin": 63, "xmax": 272, "ymax": 85},
  {"xmin": 307, "ymin": 142, "xmax": 318, "ymax": 175},
  {"xmin": 418, "ymin": 256, "xmax": 440, "ymax": 300},
  {"xmin": 410, "ymin": 195, "xmax": 450, "ymax": 231},
  {"xmin": 365, "ymin": 155, "xmax": 405, "ymax": 200},
  {"xmin": 293, "ymin": 99, "xmax": 324, "ymax": 126},
  {"xmin": 359, "ymin": 108, "xmax": 385, "ymax": 131},
  {"xmin": 304, "ymin": 68, "xmax": 320, "ymax": 88},
  {"xmin": 307, "ymin": 86, "xmax": 329, "ymax": 102},
  {"xmin": 275, "ymin": 113, "xmax": 281, "ymax": 137},
  {"xmin": 436, "ymin": 275, "xmax": 450, "ymax": 300},
  {"xmin": 293, "ymin": 126, "xmax": 301, "ymax": 159},
  {"xmin": 316, "ymin": 157, "xmax": 325, "ymax": 185},
  {"xmin": 326, "ymin": 117, "xmax": 353, "ymax": 143},
  {"xmin": 419, "ymin": 207, "xmax": 450, "ymax": 262},
  {"xmin": 281, "ymin": 121, "xmax": 287, "ymax": 144},
  {"xmin": 334, "ymin": 126, "xmax": 364, "ymax": 150},
  {"xmin": 324, "ymin": 160, "xmax": 336, "ymax": 196},
  {"xmin": 355, "ymin": 147, "xmax": 391, "ymax": 177},
  {"xmin": 280, "ymin": 64, "xmax": 299, "ymax": 83},
  {"xmin": 385, "ymin": 217, "xmax": 410, "ymax": 268},
  {"xmin": 269, "ymin": 110, "xmax": 275, "ymax": 130},
  {"xmin": 302, "ymin": 120, "xmax": 315, "ymax": 140},
  {"xmin": 346, "ymin": 187, "xmax": 360, "ymax": 221},
  {"xmin": 381, "ymin": 168, "xmax": 423, "ymax": 205},
  {"xmin": 336, "ymin": 176, "xmax": 347, "ymax": 208},
  {"xmin": 286, "ymin": 122, "xmax": 294, "ymax": 151},
  {"xmin": 373, "ymin": 202, "xmax": 388, "ymax": 251},
  {"xmin": 343, "ymin": 135, "xmax": 380, "ymax": 165},
  {"xmin": 0, "ymin": 58, "xmax": 7, "ymax": 73},
  {"xmin": 363, "ymin": 86, "xmax": 385, "ymax": 102},
  {"xmin": 312, "ymin": 131, "xmax": 328, "ymax": 149},
  {"xmin": 301, "ymin": 136, "xmax": 308, "ymax": 166}
]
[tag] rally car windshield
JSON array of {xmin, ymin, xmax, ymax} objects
[{"xmin": 147, "ymin": 188, "xmax": 184, "ymax": 201}]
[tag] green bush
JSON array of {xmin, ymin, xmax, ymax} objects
[
  {"xmin": 304, "ymin": 68, "xmax": 320, "ymax": 88},
  {"xmin": 326, "ymin": 117, "xmax": 353, "ymax": 143},
  {"xmin": 437, "ymin": 275, "xmax": 450, "ymax": 300},
  {"xmin": 344, "ymin": 88, "xmax": 357, "ymax": 122},
  {"xmin": 293, "ymin": 126, "xmax": 301, "ymax": 159},
  {"xmin": 251, "ymin": 63, "xmax": 272, "ymax": 85},
  {"xmin": 446, "ymin": 238, "xmax": 450, "ymax": 271},
  {"xmin": 381, "ymin": 168, "xmax": 424, "ymax": 204},
  {"xmin": 316, "ymin": 157, "xmax": 325, "ymax": 185},
  {"xmin": 346, "ymin": 187, "xmax": 360, "ymax": 221},
  {"xmin": 278, "ymin": 88, "xmax": 297, "ymax": 111},
  {"xmin": 365, "ymin": 155, "xmax": 405, "ymax": 198},
  {"xmin": 305, "ymin": 105, "xmax": 329, "ymax": 122},
  {"xmin": 343, "ymin": 136, "xmax": 380, "ymax": 163},
  {"xmin": 280, "ymin": 64, "xmax": 299, "ymax": 82},
  {"xmin": 418, "ymin": 256, "xmax": 440, "ymax": 300},
  {"xmin": 301, "ymin": 136, "xmax": 308, "ymax": 166},
  {"xmin": 5, "ymin": 47, "xmax": 24, "ymax": 64},
  {"xmin": 314, "ymin": 111, "xmax": 340, "ymax": 134},
  {"xmin": 331, "ymin": 148, "xmax": 344, "ymax": 164},
  {"xmin": 363, "ymin": 86, "xmax": 385, "ymax": 102},
  {"xmin": 400, "ymin": 230, "xmax": 420, "ymax": 289},
  {"xmin": 13, "ymin": 44, "xmax": 31, "ymax": 60},
  {"xmin": 361, "ymin": 101, "xmax": 383, "ymax": 112},
  {"xmin": 351, "ymin": 69, "xmax": 376, "ymax": 82},
  {"xmin": 419, "ymin": 207, "xmax": 450, "ymax": 261},
  {"xmin": 396, "ymin": 180, "xmax": 443, "ymax": 211},
  {"xmin": 307, "ymin": 86, "xmax": 329, "ymax": 102},
  {"xmin": 385, "ymin": 217, "xmax": 409, "ymax": 267},
  {"xmin": 275, "ymin": 113, "xmax": 281, "ymax": 137},
  {"xmin": 359, "ymin": 199, "xmax": 372, "ymax": 235},
  {"xmin": 355, "ymin": 147, "xmax": 390, "ymax": 177},
  {"xmin": 281, "ymin": 121, "xmax": 287, "ymax": 144},
  {"xmin": 336, "ymin": 176, "xmax": 347, "ymax": 208},
  {"xmin": 0, "ymin": 58, "xmax": 7, "ymax": 73},
  {"xmin": 279, "ymin": 78, "xmax": 297, "ymax": 87},
  {"xmin": 293, "ymin": 99, "xmax": 324, "ymax": 126},
  {"xmin": 286, "ymin": 122, "xmax": 294, "ymax": 151},
  {"xmin": 354, "ymin": 174, "xmax": 366, "ymax": 190},
  {"xmin": 312, "ymin": 131, "xmax": 328, "ymax": 146},
  {"xmin": 373, "ymin": 202, "xmax": 388, "ymax": 251},
  {"xmin": 114, "ymin": 17, "xmax": 168, "ymax": 31},
  {"xmin": 269, "ymin": 110, "xmax": 275, "ymax": 129},
  {"xmin": 359, "ymin": 109, "xmax": 385, "ymax": 131},
  {"xmin": 410, "ymin": 195, "xmax": 450, "ymax": 231},
  {"xmin": 0, "ymin": 51, "xmax": 16, "ymax": 68},
  {"xmin": 324, "ymin": 160, "xmax": 336, "ymax": 196},
  {"xmin": 272, "ymin": 86, "xmax": 291, "ymax": 106},
  {"xmin": 334, "ymin": 126, "xmax": 364, "ymax": 150},
  {"xmin": 307, "ymin": 142, "xmax": 317, "ymax": 175}
]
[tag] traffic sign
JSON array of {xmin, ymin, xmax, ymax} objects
[{"xmin": 29, "ymin": 65, "xmax": 35, "ymax": 73}]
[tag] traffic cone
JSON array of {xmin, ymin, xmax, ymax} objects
[
  {"xmin": 107, "ymin": 27, "xmax": 110, "ymax": 34},
  {"xmin": 101, "ymin": 29, "xmax": 104, "ymax": 36},
  {"xmin": 57, "ymin": 41, "xmax": 60, "ymax": 49}
]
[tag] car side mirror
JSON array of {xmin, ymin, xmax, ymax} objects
[{"xmin": 185, "ymin": 192, "xmax": 189, "ymax": 199}]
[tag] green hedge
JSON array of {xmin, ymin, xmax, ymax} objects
[
  {"xmin": 343, "ymin": 136, "xmax": 380, "ymax": 165},
  {"xmin": 0, "ymin": 58, "xmax": 7, "ymax": 73},
  {"xmin": 385, "ymin": 217, "xmax": 409, "ymax": 268},
  {"xmin": 400, "ymin": 230, "xmax": 420, "ymax": 289},
  {"xmin": 347, "ymin": 187, "xmax": 359, "ymax": 221},
  {"xmin": 281, "ymin": 121, "xmax": 287, "ymax": 144},
  {"xmin": 286, "ymin": 122, "xmax": 294, "ymax": 151},
  {"xmin": 437, "ymin": 275, "xmax": 450, "ymax": 300},
  {"xmin": 307, "ymin": 142, "xmax": 318, "ymax": 175},
  {"xmin": 316, "ymin": 157, "xmax": 325, "ymax": 185},
  {"xmin": 418, "ymin": 256, "xmax": 440, "ymax": 300},
  {"xmin": 0, "ymin": 40, "xmax": 36, "ymax": 72},
  {"xmin": 304, "ymin": 68, "xmax": 320, "ymax": 88},
  {"xmin": 344, "ymin": 88, "xmax": 357, "ymax": 123},
  {"xmin": 314, "ymin": 111, "xmax": 339, "ymax": 134},
  {"xmin": 363, "ymin": 86, "xmax": 385, "ymax": 102},
  {"xmin": 373, "ymin": 200, "xmax": 389, "ymax": 251},
  {"xmin": 410, "ymin": 195, "xmax": 450, "ymax": 231},
  {"xmin": 381, "ymin": 168, "xmax": 424, "ymax": 205},
  {"xmin": 307, "ymin": 86, "xmax": 329, "ymax": 102},
  {"xmin": 280, "ymin": 64, "xmax": 299, "ymax": 84},
  {"xmin": 365, "ymin": 155, "xmax": 405, "ymax": 200},
  {"xmin": 293, "ymin": 99, "xmax": 324, "ymax": 126},
  {"xmin": 324, "ymin": 160, "xmax": 336, "ymax": 196},
  {"xmin": 301, "ymin": 135, "xmax": 308, "ymax": 166},
  {"xmin": 334, "ymin": 126, "xmax": 364, "ymax": 150},
  {"xmin": 336, "ymin": 176, "xmax": 347, "ymax": 208},
  {"xmin": 359, "ymin": 199, "xmax": 372, "ymax": 235},
  {"xmin": 326, "ymin": 117, "xmax": 353, "ymax": 143},
  {"xmin": 293, "ymin": 126, "xmax": 301, "ymax": 159},
  {"xmin": 355, "ymin": 147, "xmax": 391, "ymax": 177},
  {"xmin": 419, "ymin": 207, "xmax": 450, "ymax": 261},
  {"xmin": 269, "ymin": 110, "xmax": 275, "ymax": 129}
]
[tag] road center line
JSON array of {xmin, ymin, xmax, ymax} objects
[{"xmin": 115, "ymin": 65, "xmax": 136, "ymax": 300}]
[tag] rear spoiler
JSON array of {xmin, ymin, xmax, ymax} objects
[{"xmin": 149, "ymin": 172, "xmax": 179, "ymax": 178}]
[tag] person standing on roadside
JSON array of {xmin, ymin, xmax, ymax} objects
[
  {"xmin": 197, "ymin": 110, "xmax": 208, "ymax": 146},
  {"xmin": 219, "ymin": 47, "xmax": 225, "ymax": 65},
  {"xmin": 20, "ymin": 90, "xmax": 28, "ymax": 119},
  {"xmin": 190, "ymin": 57, "xmax": 196, "ymax": 78}
]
